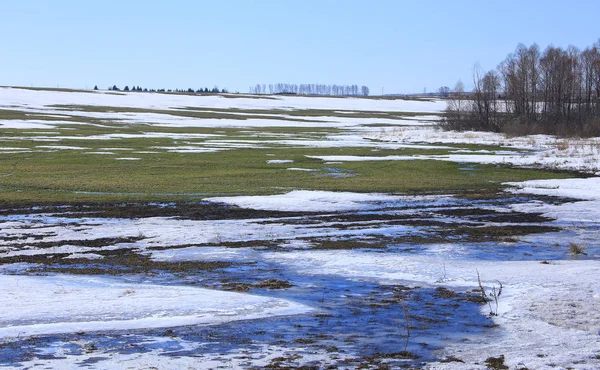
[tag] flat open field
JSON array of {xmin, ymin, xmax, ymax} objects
[{"xmin": 0, "ymin": 87, "xmax": 599, "ymax": 369}]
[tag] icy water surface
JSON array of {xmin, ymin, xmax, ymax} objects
[{"xmin": 0, "ymin": 192, "xmax": 597, "ymax": 368}]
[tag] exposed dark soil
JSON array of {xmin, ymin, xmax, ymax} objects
[
  {"xmin": 146, "ymin": 239, "xmax": 280, "ymax": 251},
  {"xmin": 0, "ymin": 236, "xmax": 142, "ymax": 252},
  {"xmin": 438, "ymin": 208, "xmax": 554, "ymax": 223},
  {"xmin": 312, "ymin": 240, "xmax": 387, "ymax": 250},
  {"xmin": 220, "ymin": 278, "xmax": 294, "ymax": 292},
  {"xmin": 0, "ymin": 201, "xmax": 316, "ymax": 220},
  {"xmin": 5, "ymin": 248, "xmax": 232, "ymax": 275},
  {"xmin": 449, "ymin": 224, "xmax": 561, "ymax": 241}
]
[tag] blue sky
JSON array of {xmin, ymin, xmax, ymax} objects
[{"xmin": 2, "ymin": 0, "xmax": 599, "ymax": 94}]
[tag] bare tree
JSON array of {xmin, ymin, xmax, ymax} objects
[
  {"xmin": 254, "ymin": 82, "xmax": 369, "ymax": 96},
  {"xmin": 454, "ymin": 79, "xmax": 465, "ymax": 113},
  {"xmin": 581, "ymin": 46, "xmax": 598, "ymax": 114},
  {"xmin": 446, "ymin": 40, "xmax": 600, "ymax": 135},
  {"xmin": 444, "ymin": 80, "xmax": 466, "ymax": 129},
  {"xmin": 361, "ymin": 85, "xmax": 370, "ymax": 96}
]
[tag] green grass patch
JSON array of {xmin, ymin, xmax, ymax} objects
[{"xmin": 0, "ymin": 140, "xmax": 579, "ymax": 204}]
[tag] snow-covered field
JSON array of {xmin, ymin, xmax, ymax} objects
[
  {"xmin": 2, "ymin": 87, "xmax": 599, "ymax": 173},
  {"xmin": 0, "ymin": 87, "xmax": 446, "ymax": 113},
  {"xmin": 1, "ymin": 87, "xmax": 599, "ymax": 369},
  {"xmin": 363, "ymin": 127, "xmax": 600, "ymax": 174}
]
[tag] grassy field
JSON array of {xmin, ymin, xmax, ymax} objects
[
  {"xmin": 0, "ymin": 90, "xmax": 580, "ymax": 204},
  {"xmin": 0, "ymin": 131, "xmax": 577, "ymax": 204}
]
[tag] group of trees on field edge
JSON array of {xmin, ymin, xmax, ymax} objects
[
  {"xmin": 250, "ymin": 83, "xmax": 369, "ymax": 96},
  {"xmin": 443, "ymin": 40, "xmax": 600, "ymax": 136},
  {"xmin": 94, "ymin": 85, "xmax": 228, "ymax": 94}
]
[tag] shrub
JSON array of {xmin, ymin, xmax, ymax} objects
[
  {"xmin": 569, "ymin": 242, "xmax": 587, "ymax": 256},
  {"xmin": 477, "ymin": 270, "xmax": 503, "ymax": 316}
]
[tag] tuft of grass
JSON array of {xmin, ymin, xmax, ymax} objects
[
  {"xmin": 477, "ymin": 270, "xmax": 503, "ymax": 316},
  {"xmin": 121, "ymin": 289, "xmax": 136, "ymax": 296},
  {"xmin": 485, "ymin": 355, "xmax": 509, "ymax": 370},
  {"xmin": 569, "ymin": 241, "xmax": 587, "ymax": 256},
  {"xmin": 440, "ymin": 356, "xmax": 465, "ymax": 363},
  {"xmin": 556, "ymin": 140, "xmax": 569, "ymax": 151}
]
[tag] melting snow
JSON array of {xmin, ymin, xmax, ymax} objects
[
  {"xmin": 0, "ymin": 274, "xmax": 310, "ymax": 339},
  {"xmin": 206, "ymin": 190, "xmax": 445, "ymax": 212}
]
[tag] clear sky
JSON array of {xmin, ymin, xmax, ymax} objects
[{"xmin": 2, "ymin": 0, "xmax": 599, "ymax": 94}]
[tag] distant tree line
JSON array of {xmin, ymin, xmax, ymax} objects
[
  {"xmin": 249, "ymin": 83, "xmax": 369, "ymax": 96},
  {"xmin": 97, "ymin": 85, "xmax": 228, "ymax": 94},
  {"xmin": 444, "ymin": 40, "xmax": 600, "ymax": 136}
]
